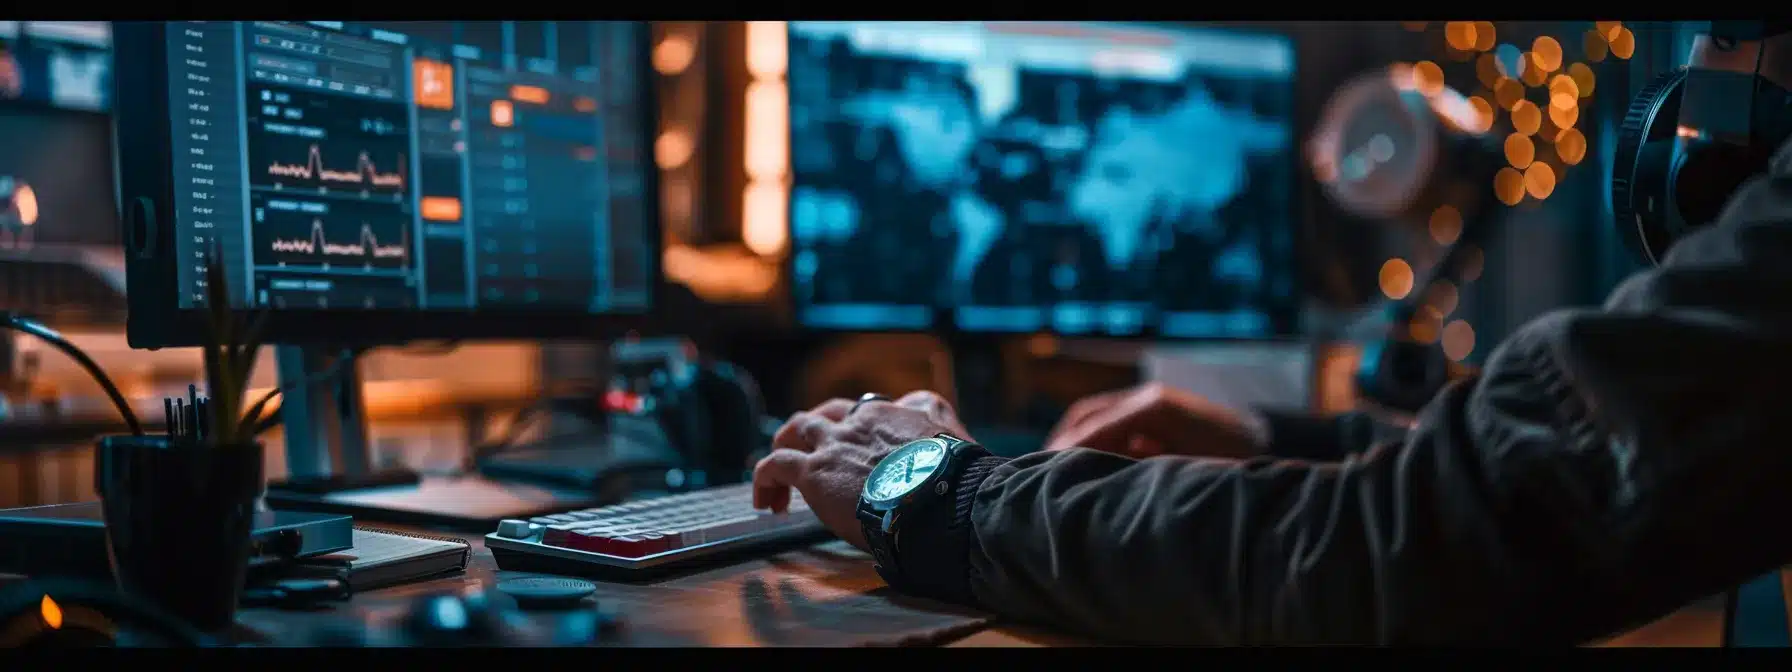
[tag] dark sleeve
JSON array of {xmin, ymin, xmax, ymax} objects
[
  {"xmin": 1253, "ymin": 410, "xmax": 1387, "ymax": 461},
  {"xmin": 951, "ymin": 154, "xmax": 1792, "ymax": 645}
]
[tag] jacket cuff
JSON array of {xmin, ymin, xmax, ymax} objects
[
  {"xmin": 1256, "ymin": 410, "xmax": 1384, "ymax": 461},
  {"xmin": 901, "ymin": 453, "xmax": 1008, "ymax": 608}
]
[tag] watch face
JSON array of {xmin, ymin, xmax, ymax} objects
[{"xmin": 863, "ymin": 438, "xmax": 949, "ymax": 505}]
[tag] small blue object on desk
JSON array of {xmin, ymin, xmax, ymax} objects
[{"xmin": 496, "ymin": 577, "xmax": 597, "ymax": 610}]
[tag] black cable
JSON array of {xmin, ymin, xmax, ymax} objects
[
  {"xmin": 246, "ymin": 347, "xmax": 366, "ymax": 439},
  {"xmin": 0, "ymin": 311, "xmax": 143, "ymax": 436}
]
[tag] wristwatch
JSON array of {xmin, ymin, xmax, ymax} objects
[{"xmin": 856, "ymin": 433, "xmax": 990, "ymax": 600}]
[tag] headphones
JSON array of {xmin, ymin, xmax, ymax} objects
[{"xmin": 1613, "ymin": 21, "xmax": 1792, "ymax": 264}]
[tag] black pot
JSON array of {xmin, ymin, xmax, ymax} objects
[{"xmin": 94, "ymin": 435, "xmax": 264, "ymax": 632}]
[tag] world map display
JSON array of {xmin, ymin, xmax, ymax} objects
[{"xmin": 787, "ymin": 22, "xmax": 1300, "ymax": 337}]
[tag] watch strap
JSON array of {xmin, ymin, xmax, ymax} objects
[{"xmin": 896, "ymin": 445, "xmax": 1006, "ymax": 606}]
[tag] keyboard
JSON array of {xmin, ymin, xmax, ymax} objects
[{"xmin": 485, "ymin": 483, "xmax": 828, "ymax": 578}]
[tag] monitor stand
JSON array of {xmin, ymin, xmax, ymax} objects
[
  {"xmin": 263, "ymin": 345, "xmax": 600, "ymax": 531},
  {"xmin": 940, "ymin": 334, "xmax": 1044, "ymax": 457}
]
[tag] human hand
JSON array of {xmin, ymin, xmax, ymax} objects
[
  {"xmin": 1044, "ymin": 383, "xmax": 1264, "ymax": 459},
  {"xmin": 752, "ymin": 391, "xmax": 971, "ymax": 551}
]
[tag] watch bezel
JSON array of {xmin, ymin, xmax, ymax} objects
[{"xmin": 861, "ymin": 437, "xmax": 954, "ymax": 510}]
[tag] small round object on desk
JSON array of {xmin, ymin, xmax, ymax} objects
[{"xmin": 496, "ymin": 577, "xmax": 597, "ymax": 610}]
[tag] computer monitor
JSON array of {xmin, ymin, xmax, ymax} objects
[
  {"xmin": 110, "ymin": 21, "xmax": 659, "ymax": 492},
  {"xmin": 112, "ymin": 21, "xmax": 658, "ymax": 350},
  {"xmin": 786, "ymin": 21, "xmax": 1301, "ymax": 339},
  {"xmin": 0, "ymin": 103, "xmax": 126, "ymax": 324}
]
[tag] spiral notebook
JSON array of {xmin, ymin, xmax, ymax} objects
[{"xmin": 294, "ymin": 526, "xmax": 471, "ymax": 592}]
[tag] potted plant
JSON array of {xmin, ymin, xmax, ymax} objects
[{"xmin": 95, "ymin": 247, "xmax": 274, "ymax": 632}]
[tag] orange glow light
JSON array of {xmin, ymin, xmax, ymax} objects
[
  {"xmin": 1511, "ymin": 100, "xmax": 1542, "ymax": 135},
  {"xmin": 1524, "ymin": 162, "xmax": 1557, "ymax": 199},
  {"xmin": 1428, "ymin": 281, "xmax": 1460, "ymax": 316},
  {"xmin": 490, "ymin": 100, "xmax": 514, "ymax": 128},
  {"xmin": 1495, "ymin": 78, "xmax": 1525, "ymax": 110},
  {"xmin": 1595, "ymin": 21, "xmax": 1623, "ymax": 42},
  {"xmin": 1610, "ymin": 28, "xmax": 1636, "ymax": 59},
  {"xmin": 40, "ymin": 595, "xmax": 62, "ymax": 629},
  {"xmin": 1379, "ymin": 258, "xmax": 1415, "ymax": 300},
  {"xmin": 1443, "ymin": 320, "xmax": 1476, "ymax": 361},
  {"xmin": 420, "ymin": 197, "xmax": 462, "ymax": 222},
  {"xmin": 1467, "ymin": 96, "xmax": 1496, "ymax": 133},
  {"xmin": 653, "ymin": 34, "xmax": 696, "ymax": 75},
  {"xmin": 1473, "ymin": 22, "xmax": 1497, "ymax": 51},
  {"xmin": 13, "ymin": 183, "xmax": 36, "ymax": 226},
  {"xmin": 1494, "ymin": 167, "xmax": 1526, "ymax": 205},
  {"xmin": 1555, "ymin": 127, "xmax": 1588, "ymax": 164},
  {"xmin": 1475, "ymin": 53, "xmax": 1504, "ymax": 89},
  {"xmin": 1413, "ymin": 61, "xmax": 1445, "ymax": 96},
  {"xmin": 1461, "ymin": 246, "xmax": 1485, "ymax": 282},
  {"xmin": 1584, "ymin": 30, "xmax": 1610, "ymax": 62},
  {"xmin": 1548, "ymin": 97, "xmax": 1579, "ymax": 129},
  {"xmin": 1445, "ymin": 22, "xmax": 1479, "ymax": 52},
  {"xmin": 574, "ymin": 96, "xmax": 597, "ymax": 113},
  {"xmin": 1430, "ymin": 205, "xmax": 1463, "ymax": 245},
  {"xmin": 1520, "ymin": 53, "xmax": 1549, "ymax": 86},
  {"xmin": 1548, "ymin": 73, "xmax": 1580, "ymax": 100},
  {"xmin": 509, "ymin": 85, "xmax": 549, "ymax": 105},
  {"xmin": 1568, "ymin": 62, "xmax": 1596, "ymax": 97},
  {"xmin": 1504, "ymin": 133, "xmax": 1535, "ymax": 169},
  {"xmin": 1531, "ymin": 36, "xmax": 1563, "ymax": 73}
]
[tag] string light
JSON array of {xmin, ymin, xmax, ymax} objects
[
  {"xmin": 1430, "ymin": 205, "xmax": 1463, "ymax": 245},
  {"xmin": 1380, "ymin": 258, "xmax": 1415, "ymax": 299},
  {"xmin": 1442, "ymin": 320, "xmax": 1476, "ymax": 360},
  {"xmin": 1547, "ymin": 97, "xmax": 1579, "ymax": 130},
  {"xmin": 1467, "ymin": 96, "xmax": 1496, "ymax": 133},
  {"xmin": 1504, "ymin": 133, "xmax": 1535, "ymax": 168}
]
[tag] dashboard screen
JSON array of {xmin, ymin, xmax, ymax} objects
[
  {"xmin": 163, "ymin": 21, "xmax": 653, "ymax": 312},
  {"xmin": 787, "ymin": 22, "xmax": 1299, "ymax": 337}
]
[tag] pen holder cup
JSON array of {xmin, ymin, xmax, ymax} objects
[{"xmin": 95, "ymin": 434, "xmax": 265, "ymax": 632}]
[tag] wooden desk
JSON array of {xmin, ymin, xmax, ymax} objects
[{"xmin": 235, "ymin": 532, "xmax": 990, "ymax": 647}]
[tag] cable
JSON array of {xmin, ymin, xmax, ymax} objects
[
  {"xmin": 246, "ymin": 346, "xmax": 367, "ymax": 439},
  {"xmin": 0, "ymin": 311, "xmax": 143, "ymax": 435}
]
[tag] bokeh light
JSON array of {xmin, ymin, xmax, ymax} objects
[
  {"xmin": 1495, "ymin": 43, "xmax": 1525, "ymax": 78},
  {"xmin": 1504, "ymin": 133, "xmax": 1535, "ymax": 168},
  {"xmin": 1595, "ymin": 21, "xmax": 1623, "ymax": 41},
  {"xmin": 1610, "ymin": 27, "xmax": 1636, "ymax": 59},
  {"xmin": 1510, "ymin": 100, "xmax": 1542, "ymax": 135},
  {"xmin": 1473, "ymin": 22, "xmax": 1497, "ymax": 51},
  {"xmin": 1584, "ymin": 30, "xmax": 1610, "ymax": 62},
  {"xmin": 1548, "ymin": 97, "xmax": 1579, "ymax": 129},
  {"xmin": 1475, "ymin": 53, "xmax": 1504, "ymax": 88},
  {"xmin": 1442, "ymin": 321, "xmax": 1477, "ymax": 361},
  {"xmin": 1531, "ymin": 36, "xmax": 1563, "ymax": 73},
  {"xmin": 1403, "ymin": 21, "xmax": 1430, "ymax": 32},
  {"xmin": 1524, "ymin": 162, "xmax": 1557, "ymax": 199},
  {"xmin": 1548, "ymin": 74, "xmax": 1579, "ymax": 99},
  {"xmin": 1555, "ymin": 127, "xmax": 1588, "ymax": 164},
  {"xmin": 1467, "ymin": 96, "xmax": 1496, "ymax": 133},
  {"xmin": 1567, "ymin": 62, "xmax": 1596, "ymax": 97},
  {"xmin": 1430, "ymin": 205, "xmax": 1463, "ymax": 245},
  {"xmin": 1520, "ymin": 53, "xmax": 1549, "ymax": 86},
  {"xmin": 1445, "ymin": 22, "xmax": 1479, "ymax": 51},
  {"xmin": 1494, "ymin": 167, "xmax": 1525, "ymax": 205},
  {"xmin": 1428, "ymin": 281, "xmax": 1460, "ymax": 316},
  {"xmin": 1413, "ymin": 60, "xmax": 1446, "ymax": 96},
  {"xmin": 1462, "ymin": 246, "xmax": 1485, "ymax": 282},
  {"xmin": 1495, "ymin": 78, "xmax": 1526, "ymax": 110},
  {"xmin": 1380, "ymin": 258, "xmax": 1415, "ymax": 299},
  {"xmin": 1410, "ymin": 307, "xmax": 1444, "ymax": 343}
]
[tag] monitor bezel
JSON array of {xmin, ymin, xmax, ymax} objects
[
  {"xmin": 781, "ymin": 21, "xmax": 1305, "ymax": 342},
  {"xmin": 113, "ymin": 21, "xmax": 664, "ymax": 350}
]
